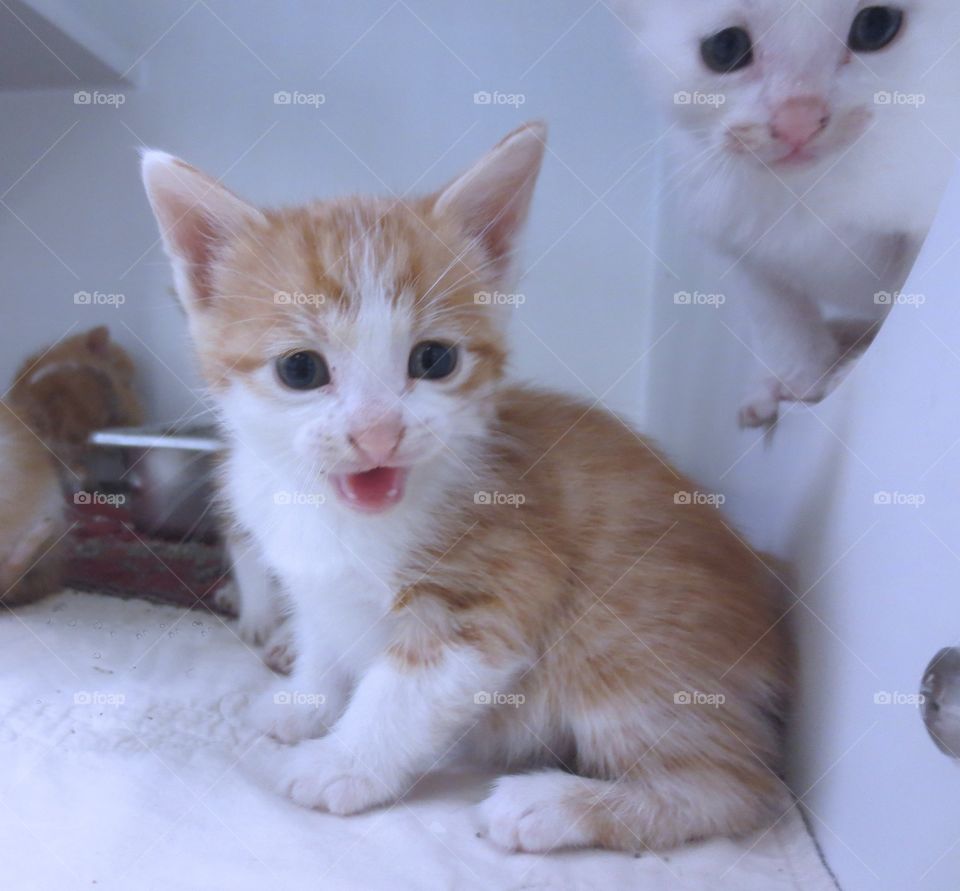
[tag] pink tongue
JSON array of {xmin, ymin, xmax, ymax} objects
[{"xmin": 334, "ymin": 467, "xmax": 408, "ymax": 513}]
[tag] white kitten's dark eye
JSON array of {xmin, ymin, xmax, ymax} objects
[
  {"xmin": 276, "ymin": 350, "xmax": 330, "ymax": 390},
  {"xmin": 701, "ymin": 27, "xmax": 754, "ymax": 74},
  {"xmin": 409, "ymin": 341, "xmax": 458, "ymax": 381},
  {"xmin": 848, "ymin": 6, "xmax": 904, "ymax": 52}
]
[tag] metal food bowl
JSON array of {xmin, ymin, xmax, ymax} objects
[{"xmin": 88, "ymin": 422, "xmax": 224, "ymax": 542}]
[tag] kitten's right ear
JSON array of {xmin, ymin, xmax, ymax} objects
[{"xmin": 140, "ymin": 150, "xmax": 264, "ymax": 310}]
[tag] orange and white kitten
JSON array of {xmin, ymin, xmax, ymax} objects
[{"xmin": 142, "ymin": 123, "xmax": 790, "ymax": 853}]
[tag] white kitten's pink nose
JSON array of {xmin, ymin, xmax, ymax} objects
[
  {"xmin": 770, "ymin": 97, "xmax": 830, "ymax": 150},
  {"xmin": 349, "ymin": 418, "xmax": 405, "ymax": 466}
]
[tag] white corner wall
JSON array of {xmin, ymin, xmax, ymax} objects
[
  {"xmin": 647, "ymin": 165, "xmax": 960, "ymax": 890},
  {"xmin": 0, "ymin": 0, "xmax": 660, "ymax": 428}
]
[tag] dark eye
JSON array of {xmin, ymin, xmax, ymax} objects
[
  {"xmin": 275, "ymin": 351, "xmax": 330, "ymax": 390},
  {"xmin": 849, "ymin": 6, "xmax": 904, "ymax": 52},
  {"xmin": 409, "ymin": 341, "xmax": 458, "ymax": 381},
  {"xmin": 701, "ymin": 26, "xmax": 754, "ymax": 74}
]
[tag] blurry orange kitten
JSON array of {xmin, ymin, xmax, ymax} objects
[
  {"xmin": 142, "ymin": 123, "xmax": 790, "ymax": 853},
  {"xmin": 0, "ymin": 402, "xmax": 67, "ymax": 605},
  {"xmin": 9, "ymin": 325, "xmax": 144, "ymax": 478},
  {"xmin": 0, "ymin": 326, "xmax": 142, "ymax": 606}
]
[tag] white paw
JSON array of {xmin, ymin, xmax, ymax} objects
[
  {"xmin": 245, "ymin": 685, "xmax": 332, "ymax": 743},
  {"xmin": 237, "ymin": 609, "xmax": 282, "ymax": 647},
  {"xmin": 280, "ymin": 738, "xmax": 399, "ymax": 815},
  {"xmin": 738, "ymin": 383, "xmax": 781, "ymax": 428},
  {"xmin": 212, "ymin": 579, "xmax": 241, "ymax": 616},
  {"xmin": 479, "ymin": 774, "xmax": 592, "ymax": 853},
  {"xmin": 262, "ymin": 622, "xmax": 296, "ymax": 675},
  {"xmin": 214, "ymin": 581, "xmax": 281, "ymax": 646},
  {"xmin": 738, "ymin": 369, "xmax": 834, "ymax": 429}
]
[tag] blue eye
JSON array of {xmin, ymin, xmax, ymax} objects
[
  {"xmin": 276, "ymin": 351, "xmax": 330, "ymax": 390},
  {"xmin": 409, "ymin": 342, "xmax": 458, "ymax": 380},
  {"xmin": 701, "ymin": 26, "xmax": 754, "ymax": 74},
  {"xmin": 848, "ymin": 6, "xmax": 904, "ymax": 52}
]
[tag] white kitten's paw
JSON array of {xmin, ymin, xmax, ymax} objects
[
  {"xmin": 738, "ymin": 369, "xmax": 835, "ymax": 428},
  {"xmin": 479, "ymin": 774, "xmax": 592, "ymax": 853},
  {"xmin": 738, "ymin": 384, "xmax": 782, "ymax": 428},
  {"xmin": 281, "ymin": 738, "xmax": 400, "ymax": 815},
  {"xmin": 245, "ymin": 685, "xmax": 331, "ymax": 743}
]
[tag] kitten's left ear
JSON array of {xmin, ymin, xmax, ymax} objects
[
  {"xmin": 432, "ymin": 121, "xmax": 547, "ymax": 283},
  {"xmin": 85, "ymin": 325, "xmax": 110, "ymax": 356},
  {"xmin": 141, "ymin": 150, "xmax": 265, "ymax": 311}
]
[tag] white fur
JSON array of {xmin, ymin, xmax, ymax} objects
[{"xmin": 627, "ymin": 0, "xmax": 960, "ymax": 423}]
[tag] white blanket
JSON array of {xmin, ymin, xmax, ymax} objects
[{"xmin": 0, "ymin": 591, "xmax": 836, "ymax": 890}]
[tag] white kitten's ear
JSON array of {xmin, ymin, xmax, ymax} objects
[
  {"xmin": 432, "ymin": 121, "xmax": 546, "ymax": 282},
  {"xmin": 140, "ymin": 150, "xmax": 264, "ymax": 309}
]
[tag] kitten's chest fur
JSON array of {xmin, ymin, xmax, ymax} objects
[{"xmin": 677, "ymin": 132, "xmax": 945, "ymax": 308}]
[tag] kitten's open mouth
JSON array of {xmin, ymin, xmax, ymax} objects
[{"xmin": 331, "ymin": 467, "xmax": 409, "ymax": 514}]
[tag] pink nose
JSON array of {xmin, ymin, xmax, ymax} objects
[
  {"xmin": 349, "ymin": 418, "xmax": 405, "ymax": 466},
  {"xmin": 770, "ymin": 97, "xmax": 830, "ymax": 149}
]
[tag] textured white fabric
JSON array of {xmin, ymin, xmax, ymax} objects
[{"xmin": 0, "ymin": 591, "xmax": 836, "ymax": 890}]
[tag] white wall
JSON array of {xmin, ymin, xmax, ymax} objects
[
  {"xmin": 0, "ymin": 0, "xmax": 660, "ymax": 428},
  {"xmin": 648, "ymin": 144, "xmax": 960, "ymax": 887}
]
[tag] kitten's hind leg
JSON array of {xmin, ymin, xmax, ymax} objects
[{"xmin": 480, "ymin": 764, "xmax": 785, "ymax": 854}]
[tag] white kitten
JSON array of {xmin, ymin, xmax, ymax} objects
[{"xmin": 627, "ymin": 0, "xmax": 960, "ymax": 424}]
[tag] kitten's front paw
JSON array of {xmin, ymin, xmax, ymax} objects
[
  {"xmin": 738, "ymin": 369, "xmax": 835, "ymax": 428},
  {"xmin": 281, "ymin": 738, "xmax": 400, "ymax": 815},
  {"xmin": 246, "ymin": 685, "xmax": 332, "ymax": 743},
  {"xmin": 738, "ymin": 382, "xmax": 782, "ymax": 429},
  {"xmin": 262, "ymin": 622, "xmax": 296, "ymax": 675},
  {"xmin": 215, "ymin": 581, "xmax": 280, "ymax": 646},
  {"xmin": 479, "ymin": 774, "xmax": 591, "ymax": 853}
]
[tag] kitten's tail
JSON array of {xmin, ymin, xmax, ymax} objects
[{"xmin": 479, "ymin": 764, "xmax": 787, "ymax": 853}]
